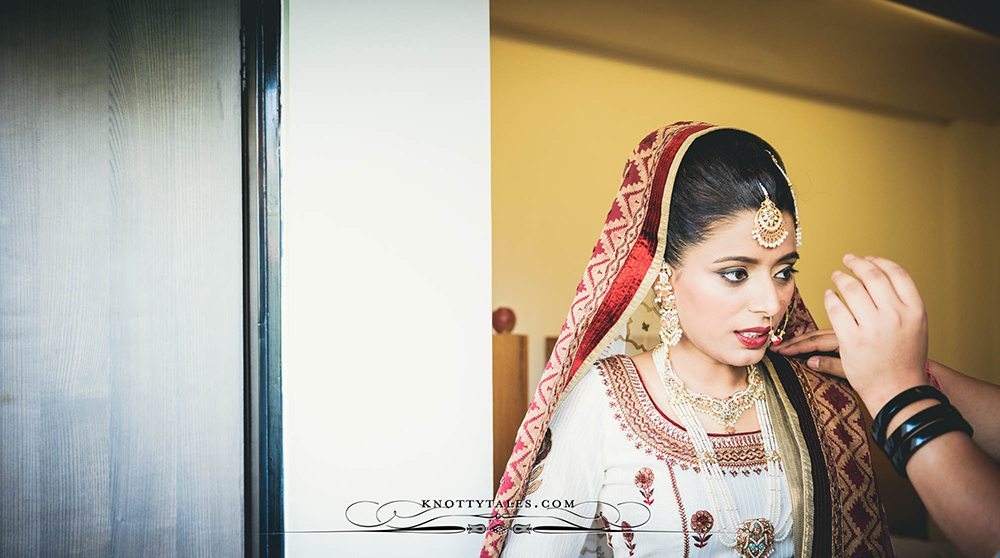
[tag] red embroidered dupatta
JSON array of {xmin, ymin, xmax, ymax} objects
[{"xmin": 482, "ymin": 122, "xmax": 893, "ymax": 557}]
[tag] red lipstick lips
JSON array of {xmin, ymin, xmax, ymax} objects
[{"xmin": 735, "ymin": 326, "xmax": 769, "ymax": 349}]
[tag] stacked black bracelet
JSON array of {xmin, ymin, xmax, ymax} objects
[{"xmin": 871, "ymin": 385, "xmax": 973, "ymax": 478}]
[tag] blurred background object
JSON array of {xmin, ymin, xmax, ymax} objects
[
  {"xmin": 492, "ymin": 308, "xmax": 528, "ymax": 488},
  {"xmin": 492, "ymin": 306, "xmax": 518, "ymax": 334}
]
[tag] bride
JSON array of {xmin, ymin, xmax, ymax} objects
[{"xmin": 483, "ymin": 123, "xmax": 893, "ymax": 558}]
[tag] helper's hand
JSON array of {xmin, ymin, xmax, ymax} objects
[
  {"xmin": 824, "ymin": 254, "xmax": 929, "ymax": 413},
  {"xmin": 772, "ymin": 329, "xmax": 845, "ymax": 378}
]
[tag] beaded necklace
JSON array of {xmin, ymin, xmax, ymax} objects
[{"xmin": 653, "ymin": 345, "xmax": 791, "ymax": 558}]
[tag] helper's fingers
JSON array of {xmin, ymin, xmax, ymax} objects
[
  {"xmin": 771, "ymin": 330, "xmax": 820, "ymax": 355},
  {"xmin": 865, "ymin": 257, "xmax": 924, "ymax": 310},
  {"xmin": 824, "ymin": 288, "xmax": 859, "ymax": 334},
  {"xmin": 774, "ymin": 332, "xmax": 840, "ymax": 355},
  {"xmin": 773, "ymin": 329, "xmax": 823, "ymax": 353},
  {"xmin": 774, "ymin": 328, "xmax": 834, "ymax": 353},
  {"xmin": 805, "ymin": 355, "xmax": 846, "ymax": 379},
  {"xmin": 842, "ymin": 254, "xmax": 902, "ymax": 311},
  {"xmin": 831, "ymin": 269, "xmax": 878, "ymax": 325}
]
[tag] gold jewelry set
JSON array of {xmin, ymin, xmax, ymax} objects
[
  {"xmin": 655, "ymin": 267, "xmax": 765, "ymax": 433},
  {"xmin": 654, "ymin": 149, "xmax": 799, "ymax": 374}
]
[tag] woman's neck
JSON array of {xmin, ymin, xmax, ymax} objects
[{"xmin": 665, "ymin": 339, "xmax": 747, "ymax": 397}]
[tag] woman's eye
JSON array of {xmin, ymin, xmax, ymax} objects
[
  {"xmin": 721, "ymin": 269, "xmax": 748, "ymax": 283},
  {"xmin": 775, "ymin": 266, "xmax": 799, "ymax": 281}
]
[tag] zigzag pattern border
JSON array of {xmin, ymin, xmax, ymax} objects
[{"xmin": 796, "ymin": 361, "xmax": 894, "ymax": 556}]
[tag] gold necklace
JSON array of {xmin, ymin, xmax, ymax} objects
[{"xmin": 658, "ymin": 356, "xmax": 763, "ymax": 434}]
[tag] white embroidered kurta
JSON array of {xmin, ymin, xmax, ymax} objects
[{"xmin": 501, "ymin": 355, "xmax": 794, "ymax": 558}]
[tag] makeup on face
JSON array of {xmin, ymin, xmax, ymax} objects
[{"xmin": 670, "ymin": 210, "xmax": 798, "ymax": 367}]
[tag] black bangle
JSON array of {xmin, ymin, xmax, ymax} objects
[
  {"xmin": 883, "ymin": 403, "xmax": 956, "ymax": 459},
  {"xmin": 889, "ymin": 414, "xmax": 973, "ymax": 477},
  {"xmin": 871, "ymin": 385, "xmax": 948, "ymax": 446}
]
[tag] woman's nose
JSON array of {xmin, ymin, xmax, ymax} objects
[{"xmin": 749, "ymin": 278, "xmax": 784, "ymax": 318}]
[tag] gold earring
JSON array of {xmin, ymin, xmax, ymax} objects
[{"xmin": 654, "ymin": 264, "xmax": 682, "ymax": 348}]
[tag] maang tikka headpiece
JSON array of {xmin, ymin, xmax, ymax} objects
[
  {"xmin": 752, "ymin": 183, "xmax": 788, "ymax": 249},
  {"xmin": 751, "ymin": 152, "xmax": 802, "ymax": 249}
]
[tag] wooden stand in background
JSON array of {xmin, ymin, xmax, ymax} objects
[{"xmin": 492, "ymin": 333, "xmax": 528, "ymax": 489}]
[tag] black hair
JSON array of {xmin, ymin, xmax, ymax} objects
[{"xmin": 664, "ymin": 129, "xmax": 796, "ymax": 265}]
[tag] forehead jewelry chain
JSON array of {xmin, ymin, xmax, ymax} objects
[{"xmin": 768, "ymin": 151, "xmax": 802, "ymax": 248}]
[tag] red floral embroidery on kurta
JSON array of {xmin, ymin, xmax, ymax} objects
[
  {"xmin": 634, "ymin": 466, "xmax": 655, "ymax": 505},
  {"xmin": 691, "ymin": 510, "xmax": 714, "ymax": 548},
  {"xmin": 621, "ymin": 520, "xmax": 637, "ymax": 556}
]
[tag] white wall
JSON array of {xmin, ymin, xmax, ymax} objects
[{"xmin": 281, "ymin": 1, "xmax": 492, "ymax": 556}]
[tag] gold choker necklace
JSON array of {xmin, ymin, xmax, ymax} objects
[{"xmin": 656, "ymin": 355, "xmax": 763, "ymax": 434}]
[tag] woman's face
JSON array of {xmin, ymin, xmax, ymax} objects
[{"xmin": 670, "ymin": 210, "xmax": 799, "ymax": 368}]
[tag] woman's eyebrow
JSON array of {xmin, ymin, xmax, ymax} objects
[
  {"xmin": 713, "ymin": 256, "xmax": 759, "ymax": 264},
  {"xmin": 713, "ymin": 251, "xmax": 800, "ymax": 265},
  {"xmin": 778, "ymin": 251, "xmax": 800, "ymax": 263}
]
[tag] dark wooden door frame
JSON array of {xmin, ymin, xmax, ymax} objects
[{"xmin": 241, "ymin": 0, "xmax": 283, "ymax": 556}]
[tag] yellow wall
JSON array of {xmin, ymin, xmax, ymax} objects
[{"xmin": 491, "ymin": 35, "xmax": 1000, "ymax": 393}]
